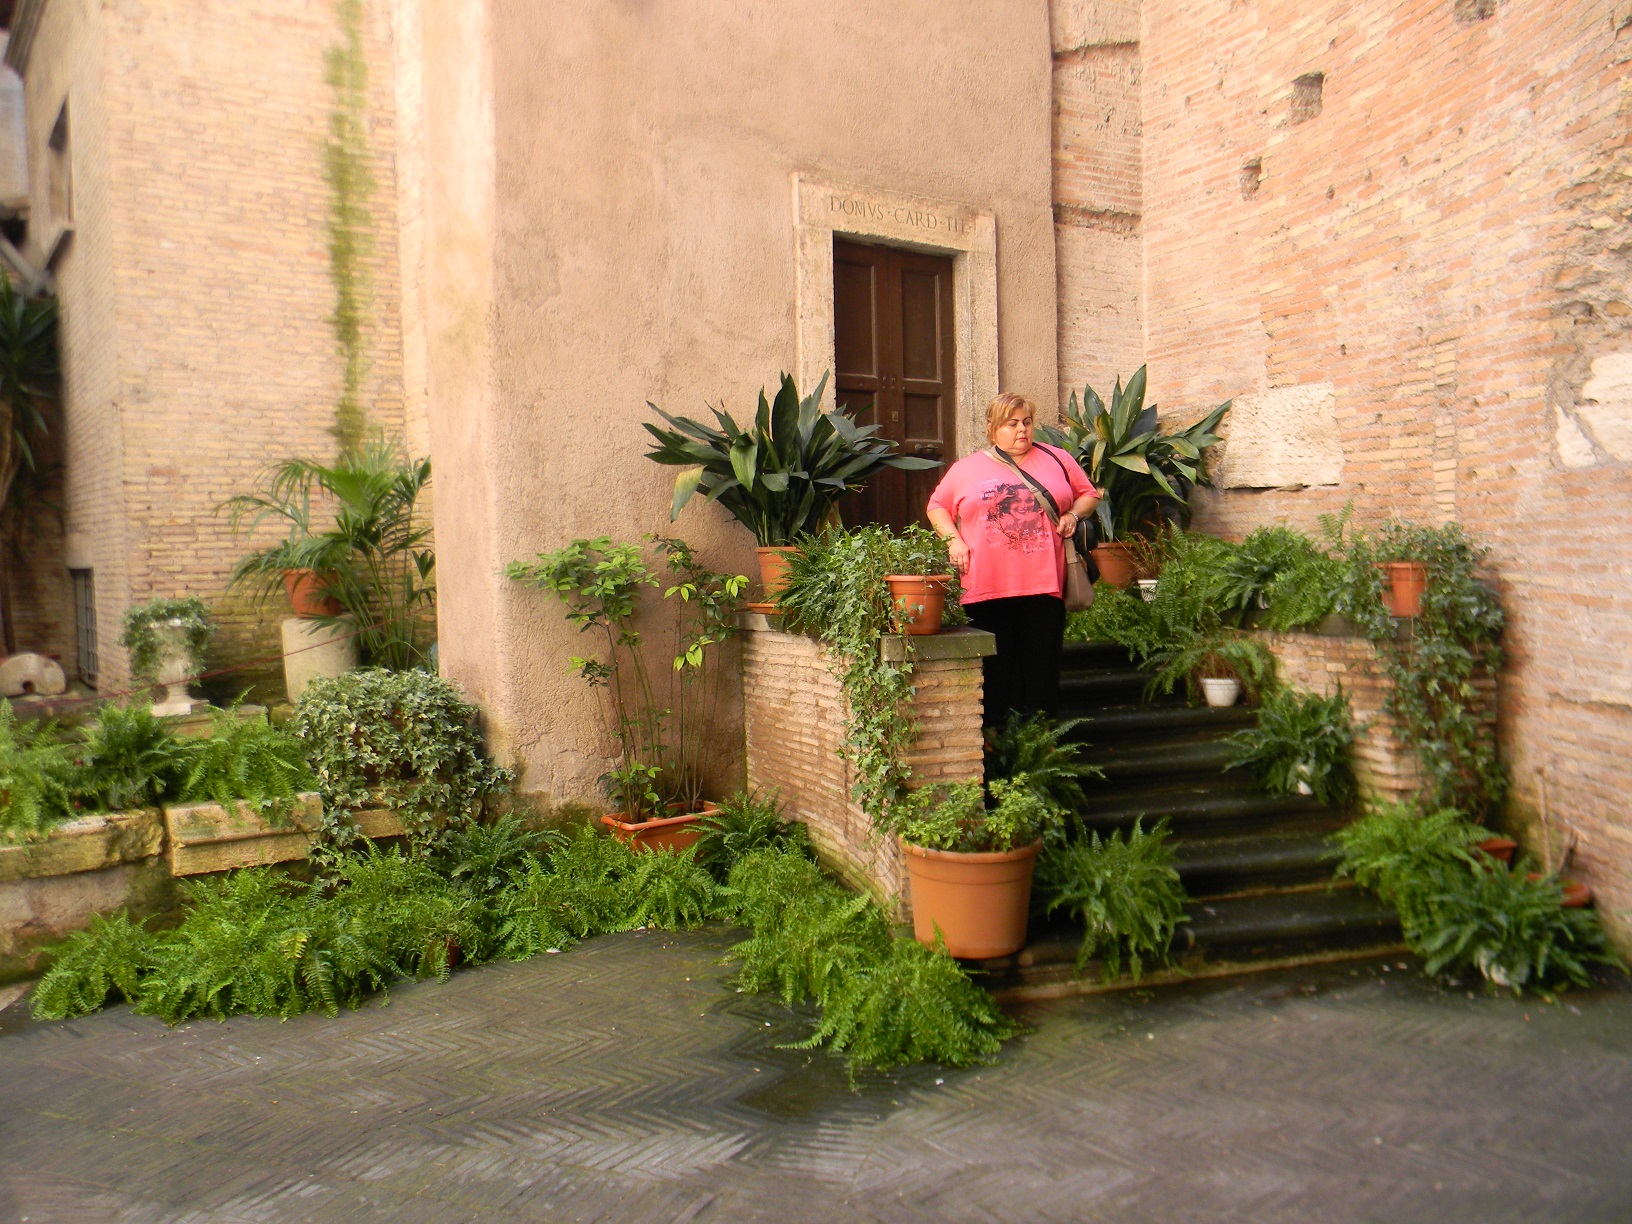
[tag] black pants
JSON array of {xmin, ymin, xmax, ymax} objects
[{"xmin": 965, "ymin": 594, "xmax": 1065, "ymax": 729}]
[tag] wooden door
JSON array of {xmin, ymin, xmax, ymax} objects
[{"xmin": 832, "ymin": 238, "xmax": 956, "ymax": 532}]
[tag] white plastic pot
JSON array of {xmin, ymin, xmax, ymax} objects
[
  {"xmin": 1137, "ymin": 579, "xmax": 1159, "ymax": 603},
  {"xmin": 1200, "ymin": 677, "xmax": 1241, "ymax": 708}
]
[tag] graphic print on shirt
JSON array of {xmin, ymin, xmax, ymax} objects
[{"xmin": 979, "ymin": 481, "xmax": 1051, "ymax": 554}]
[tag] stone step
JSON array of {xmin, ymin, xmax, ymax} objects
[
  {"xmin": 1076, "ymin": 784, "xmax": 1339, "ymax": 840},
  {"xmin": 1057, "ymin": 668, "xmax": 1153, "ymax": 707},
  {"xmin": 1174, "ymin": 830, "xmax": 1343, "ymax": 898},
  {"xmin": 1063, "ymin": 703, "xmax": 1257, "ymax": 745},
  {"xmin": 1060, "ymin": 640, "xmax": 1135, "ymax": 672},
  {"xmin": 1092, "ymin": 737, "xmax": 1241, "ymax": 783}
]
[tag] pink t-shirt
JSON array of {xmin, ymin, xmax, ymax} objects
[{"xmin": 926, "ymin": 443, "xmax": 1096, "ymax": 604}]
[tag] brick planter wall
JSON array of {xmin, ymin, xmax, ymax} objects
[
  {"xmin": 740, "ymin": 614, "xmax": 994, "ymax": 916},
  {"xmin": 1260, "ymin": 624, "xmax": 1496, "ymax": 809}
]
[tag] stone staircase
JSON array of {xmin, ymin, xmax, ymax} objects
[{"xmin": 985, "ymin": 640, "xmax": 1402, "ymax": 1000}]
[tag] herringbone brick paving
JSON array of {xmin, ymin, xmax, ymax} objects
[{"xmin": 1, "ymin": 927, "xmax": 1629, "ymax": 1222}]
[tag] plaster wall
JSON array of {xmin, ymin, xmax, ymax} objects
[
  {"xmin": 421, "ymin": 0, "xmax": 1059, "ymax": 799},
  {"xmin": 1137, "ymin": 0, "xmax": 1632, "ymax": 942}
]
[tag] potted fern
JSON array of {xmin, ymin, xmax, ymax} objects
[
  {"xmin": 887, "ymin": 776, "xmax": 1063, "ymax": 960},
  {"xmin": 644, "ymin": 371, "xmax": 939, "ymax": 603}
]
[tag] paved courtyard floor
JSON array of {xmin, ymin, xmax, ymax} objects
[{"xmin": 1, "ymin": 925, "xmax": 1629, "ymax": 1223}]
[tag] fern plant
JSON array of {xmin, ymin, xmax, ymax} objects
[
  {"xmin": 691, "ymin": 790, "xmax": 809, "ymax": 877},
  {"xmin": 0, "ymin": 701, "xmax": 75, "ymax": 839},
  {"xmin": 29, "ymin": 910, "xmax": 159, "ymax": 1020},
  {"xmin": 1226, "ymin": 686, "xmax": 1358, "ymax": 808},
  {"xmin": 70, "ymin": 703, "xmax": 191, "ymax": 812},
  {"xmin": 179, "ymin": 707, "xmax": 316, "ymax": 820},
  {"xmin": 984, "ymin": 712, "xmax": 1103, "ymax": 814},
  {"xmin": 1036, "ymin": 819, "xmax": 1188, "ymax": 980}
]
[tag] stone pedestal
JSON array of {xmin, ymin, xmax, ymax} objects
[
  {"xmin": 281, "ymin": 617, "xmax": 359, "ymax": 703},
  {"xmin": 740, "ymin": 613, "xmax": 994, "ymax": 915}
]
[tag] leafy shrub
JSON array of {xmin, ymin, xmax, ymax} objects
[
  {"xmin": 887, "ymin": 776, "xmax": 1062, "ymax": 854},
  {"xmin": 70, "ymin": 703, "xmax": 191, "ymax": 812},
  {"xmin": 984, "ymin": 712, "xmax": 1102, "ymax": 814},
  {"xmin": 1036, "ymin": 819, "xmax": 1188, "ymax": 981},
  {"xmin": 723, "ymin": 846, "xmax": 1016, "ymax": 1070},
  {"xmin": 692, "ymin": 790, "xmax": 809, "ymax": 877},
  {"xmin": 292, "ymin": 668, "xmax": 514, "ymax": 843},
  {"xmin": 0, "ymin": 702, "xmax": 75, "ymax": 839},
  {"xmin": 179, "ymin": 707, "xmax": 317, "ymax": 819},
  {"xmin": 1226, "ymin": 686, "xmax": 1358, "ymax": 809},
  {"xmin": 1334, "ymin": 803, "xmax": 1622, "ymax": 993}
]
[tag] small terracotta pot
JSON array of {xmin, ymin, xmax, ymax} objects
[
  {"xmin": 885, "ymin": 574, "xmax": 952, "ymax": 635},
  {"xmin": 1527, "ymin": 873, "xmax": 1593, "ymax": 908},
  {"xmin": 1475, "ymin": 835, "xmax": 1518, "ymax": 866},
  {"xmin": 1092, "ymin": 542, "xmax": 1136, "ymax": 589},
  {"xmin": 903, "ymin": 838, "xmax": 1041, "ymax": 960},
  {"xmin": 601, "ymin": 807, "xmax": 708, "ymax": 854},
  {"xmin": 1377, "ymin": 561, "xmax": 1428, "ymax": 618},
  {"xmin": 284, "ymin": 568, "xmax": 343, "ymax": 618},
  {"xmin": 755, "ymin": 546, "xmax": 799, "ymax": 605}
]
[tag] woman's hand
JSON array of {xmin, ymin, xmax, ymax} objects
[
  {"xmin": 1057, "ymin": 511, "xmax": 1079, "ymax": 539},
  {"xmin": 948, "ymin": 535, "xmax": 971, "ymax": 574}
]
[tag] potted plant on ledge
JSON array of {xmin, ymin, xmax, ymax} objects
[
  {"xmin": 885, "ymin": 524, "xmax": 956, "ymax": 636},
  {"xmin": 644, "ymin": 371, "xmax": 939, "ymax": 605},
  {"xmin": 886, "ymin": 776, "xmax": 1063, "ymax": 960}
]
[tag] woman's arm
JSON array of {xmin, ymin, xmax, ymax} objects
[
  {"xmin": 927, "ymin": 505, "xmax": 970, "ymax": 573},
  {"xmin": 1056, "ymin": 490, "xmax": 1101, "ymax": 538}
]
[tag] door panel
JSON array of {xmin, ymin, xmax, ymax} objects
[{"xmin": 833, "ymin": 238, "xmax": 956, "ymax": 533}]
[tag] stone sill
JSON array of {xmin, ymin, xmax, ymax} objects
[
  {"xmin": 0, "ymin": 810, "xmax": 164, "ymax": 884},
  {"xmin": 738, "ymin": 611, "xmax": 996, "ymax": 663}
]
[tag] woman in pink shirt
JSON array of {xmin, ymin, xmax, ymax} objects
[{"xmin": 926, "ymin": 392, "xmax": 1099, "ymax": 727}]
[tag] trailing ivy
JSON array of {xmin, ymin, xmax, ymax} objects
[
  {"xmin": 118, "ymin": 595, "xmax": 214, "ymax": 683},
  {"xmin": 291, "ymin": 668, "xmax": 514, "ymax": 847},
  {"xmin": 324, "ymin": 0, "xmax": 374, "ymax": 453}
]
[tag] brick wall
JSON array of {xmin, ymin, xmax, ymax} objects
[
  {"xmin": 741, "ymin": 620, "xmax": 990, "ymax": 915},
  {"xmin": 1049, "ymin": 0, "xmax": 1145, "ymax": 412},
  {"xmin": 12, "ymin": 0, "xmax": 410, "ymax": 693},
  {"xmin": 1128, "ymin": 0, "xmax": 1632, "ymax": 947}
]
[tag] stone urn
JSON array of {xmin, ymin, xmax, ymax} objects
[{"xmin": 149, "ymin": 618, "xmax": 203, "ymax": 717}]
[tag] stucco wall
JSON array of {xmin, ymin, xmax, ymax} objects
[
  {"xmin": 1136, "ymin": 0, "xmax": 1632, "ymax": 943},
  {"xmin": 421, "ymin": 0, "xmax": 1059, "ymax": 799}
]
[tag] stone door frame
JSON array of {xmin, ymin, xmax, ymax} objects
[{"xmin": 792, "ymin": 174, "xmax": 998, "ymax": 460}]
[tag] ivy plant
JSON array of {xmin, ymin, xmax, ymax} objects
[{"xmin": 118, "ymin": 596, "xmax": 214, "ymax": 683}]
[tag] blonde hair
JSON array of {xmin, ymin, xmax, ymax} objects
[{"xmin": 985, "ymin": 392, "xmax": 1037, "ymax": 442}]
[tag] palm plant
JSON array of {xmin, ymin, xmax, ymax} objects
[
  {"xmin": 644, "ymin": 371, "xmax": 939, "ymax": 546},
  {"xmin": 1035, "ymin": 366, "xmax": 1228, "ymax": 541},
  {"xmin": 0, "ymin": 278, "xmax": 59, "ymax": 653},
  {"xmin": 223, "ymin": 438, "xmax": 434, "ymax": 669}
]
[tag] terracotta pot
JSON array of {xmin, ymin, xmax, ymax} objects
[
  {"xmin": 903, "ymin": 838, "xmax": 1041, "ymax": 960},
  {"xmin": 885, "ymin": 574, "xmax": 952, "ymax": 635},
  {"xmin": 755, "ymin": 546, "xmax": 799, "ymax": 605},
  {"xmin": 283, "ymin": 568, "xmax": 343, "ymax": 618},
  {"xmin": 1527, "ymin": 873, "xmax": 1593, "ymax": 908},
  {"xmin": 1475, "ymin": 835, "xmax": 1518, "ymax": 866},
  {"xmin": 601, "ymin": 800, "xmax": 717, "ymax": 854},
  {"xmin": 1377, "ymin": 561, "xmax": 1428, "ymax": 618},
  {"xmin": 1092, "ymin": 542, "xmax": 1136, "ymax": 589},
  {"xmin": 1200, "ymin": 677, "xmax": 1241, "ymax": 708}
]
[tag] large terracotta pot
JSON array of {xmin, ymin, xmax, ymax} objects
[
  {"xmin": 284, "ymin": 568, "xmax": 343, "ymax": 618},
  {"xmin": 754, "ymin": 546, "xmax": 799, "ymax": 606},
  {"xmin": 903, "ymin": 838, "xmax": 1042, "ymax": 959},
  {"xmin": 1377, "ymin": 561, "xmax": 1428, "ymax": 618},
  {"xmin": 601, "ymin": 802, "xmax": 716, "ymax": 854},
  {"xmin": 1092, "ymin": 542, "xmax": 1136, "ymax": 589},
  {"xmin": 885, "ymin": 574, "xmax": 953, "ymax": 636}
]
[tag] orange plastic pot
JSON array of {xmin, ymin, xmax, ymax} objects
[
  {"xmin": 283, "ymin": 568, "xmax": 343, "ymax": 618},
  {"xmin": 1092, "ymin": 542, "xmax": 1136, "ymax": 589},
  {"xmin": 1526, "ymin": 873, "xmax": 1593, "ymax": 908},
  {"xmin": 1377, "ymin": 561, "xmax": 1428, "ymax": 618},
  {"xmin": 886, "ymin": 574, "xmax": 953, "ymax": 635},
  {"xmin": 1475, "ymin": 835, "xmax": 1517, "ymax": 866},
  {"xmin": 903, "ymin": 838, "xmax": 1041, "ymax": 960},
  {"xmin": 601, "ymin": 805, "xmax": 712, "ymax": 854},
  {"xmin": 753, "ymin": 546, "xmax": 799, "ymax": 608}
]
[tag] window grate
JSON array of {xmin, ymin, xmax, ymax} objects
[{"xmin": 70, "ymin": 568, "xmax": 97, "ymax": 686}]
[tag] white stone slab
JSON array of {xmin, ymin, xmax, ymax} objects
[{"xmin": 1218, "ymin": 383, "xmax": 1345, "ymax": 488}]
